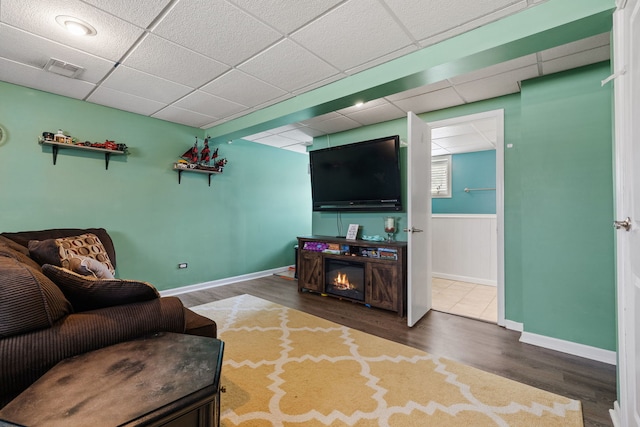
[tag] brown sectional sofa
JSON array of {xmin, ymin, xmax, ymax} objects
[{"xmin": 0, "ymin": 228, "xmax": 216, "ymax": 408}]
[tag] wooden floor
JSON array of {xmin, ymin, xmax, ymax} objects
[{"xmin": 177, "ymin": 275, "xmax": 617, "ymax": 427}]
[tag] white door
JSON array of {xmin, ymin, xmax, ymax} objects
[
  {"xmin": 407, "ymin": 112, "xmax": 432, "ymax": 327},
  {"xmin": 613, "ymin": 0, "xmax": 640, "ymax": 425}
]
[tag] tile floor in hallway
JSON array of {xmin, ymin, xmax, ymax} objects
[{"xmin": 432, "ymin": 277, "xmax": 497, "ymax": 323}]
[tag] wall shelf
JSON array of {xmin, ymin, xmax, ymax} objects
[
  {"xmin": 40, "ymin": 140, "xmax": 126, "ymax": 170},
  {"xmin": 173, "ymin": 164, "xmax": 221, "ymax": 186}
]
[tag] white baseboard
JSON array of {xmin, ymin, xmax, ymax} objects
[
  {"xmin": 504, "ymin": 320, "xmax": 523, "ymax": 332},
  {"xmin": 160, "ymin": 265, "xmax": 293, "ymax": 297},
  {"xmin": 433, "ymin": 272, "xmax": 497, "ymax": 287},
  {"xmin": 520, "ymin": 331, "xmax": 617, "ymax": 365},
  {"xmin": 610, "ymin": 401, "xmax": 621, "ymax": 427}
]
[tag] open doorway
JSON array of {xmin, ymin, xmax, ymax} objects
[{"xmin": 426, "ymin": 110, "xmax": 504, "ymax": 325}]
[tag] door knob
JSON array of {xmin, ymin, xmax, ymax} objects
[
  {"xmin": 613, "ymin": 217, "xmax": 632, "ymax": 231},
  {"xmin": 403, "ymin": 227, "xmax": 424, "ymax": 233}
]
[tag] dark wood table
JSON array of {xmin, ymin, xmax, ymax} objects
[{"xmin": 0, "ymin": 332, "xmax": 224, "ymax": 427}]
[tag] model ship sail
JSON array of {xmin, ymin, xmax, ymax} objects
[{"xmin": 181, "ymin": 137, "xmax": 199, "ymax": 163}]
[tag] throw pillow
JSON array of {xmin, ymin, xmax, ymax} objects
[
  {"xmin": 68, "ymin": 255, "xmax": 115, "ymax": 279},
  {"xmin": 28, "ymin": 233, "xmax": 115, "ymax": 275},
  {"xmin": 0, "ymin": 256, "xmax": 72, "ymax": 338},
  {"xmin": 41, "ymin": 265, "xmax": 159, "ymax": 312}
]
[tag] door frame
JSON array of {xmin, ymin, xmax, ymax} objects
[{"xmin": 426, "ymin": 109, "xmax": 505, "ymax": 326}]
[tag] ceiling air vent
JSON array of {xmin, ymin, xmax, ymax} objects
[{"xmin": 43, "ymin": 58, "xmax": 84, "ymax": 78}]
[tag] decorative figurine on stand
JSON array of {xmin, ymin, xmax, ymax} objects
[{"xmin": 173, "ymin": 136, "xmax": 229, "ymax": 173}]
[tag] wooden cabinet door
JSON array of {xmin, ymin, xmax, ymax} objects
[
  {"xmin": 366, "ymin": 262, "xmax": 398, "ymax": 311},
  {"xmin": 298, "ymin": 251, "xmax": 323, "ymax": 292}
]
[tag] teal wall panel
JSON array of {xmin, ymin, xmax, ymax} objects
[
  {"xmin": 0, "ymin": 81, "xmax": 312, "ymax": 291},
  {"xmin": 432, "ymin": 150, "xmax": 497, "ymax": 214},
  {"xmin": 519, "ymin": 63, "xmax": 615, "ymax": 350}
]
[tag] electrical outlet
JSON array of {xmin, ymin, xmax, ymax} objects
[{"xmin": 178, "ymin": 263, "xmax": 188, "ymax": 269}]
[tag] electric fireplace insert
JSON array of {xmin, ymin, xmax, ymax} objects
[{"xmin": 324, "ymin": 258, "xmax": 365, "ymax": 301}]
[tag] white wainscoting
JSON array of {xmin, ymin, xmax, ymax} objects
[{"xmin": 432, "ymin": 214, "xmax": 497, "ymax": 286}]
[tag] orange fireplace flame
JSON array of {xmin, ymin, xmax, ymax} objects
[{"xmin": 333, "ymin": 272, "xmax": 356, "ymax": 290}]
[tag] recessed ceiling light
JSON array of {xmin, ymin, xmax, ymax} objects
[
  {"xmin": 354, "ymin": 101, "xmax": 364, "ymax": 107},
  {"xmin": 55, "ymin": 15, "xmax": 97, "ymax": 36}
]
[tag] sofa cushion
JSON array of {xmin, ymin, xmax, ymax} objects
[
  {"xmin": 0, "ymin": 256, "xmax": 72, "ymax": 338},
  {"xmin": 1, "ymin": 228, "xmax": 117, "ymax": 268},
  {"xmin": 28, "ymin": 233, "xmax": 115, "ymax": 276},
  {"xmin": 0, "ymin": 239, "xmax": 41, "ymax": 270},
  {"xmin": 42, "ymin": 265, "xmax": 159, "ymax": 312}
]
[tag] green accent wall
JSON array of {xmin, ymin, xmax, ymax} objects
[
  {"xmin": 310, "ymin": 62, "xmax": 615, "ymax": 352},
  {"xmin": 519, "ymin": 63, "xmax": 615, "ymax": 350},
  {"xmin": 0, "ymin": 81, "xmax": 311, "ymax": 291}
]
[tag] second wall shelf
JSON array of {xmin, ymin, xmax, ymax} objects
[{"xmin": 173, "ymin": 164, "xmax": 221, "ymax": 186}]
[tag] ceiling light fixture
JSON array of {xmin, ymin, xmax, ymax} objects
[
  {"xmin": 55, "ymin": 15, "xmax": 97, "ymax": 36},
  {"xmin": 355, "ymin": 101, "xmax": 364, "ymax": 107}
]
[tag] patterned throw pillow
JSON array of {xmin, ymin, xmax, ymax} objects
[
  {"xmin": 29, "ymin": 233, "xmax": 115, "ymax": 276},
  {"xmin": 41, "ymin": 265, "xmax": 159, "ymax": 312}
]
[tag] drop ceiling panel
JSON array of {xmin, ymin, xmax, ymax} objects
[
  {"xmin": 0, "ymin": 0, "xmax": 144, "ymax": 61},
  {"xmin": 449, "ymin": 54, "xmax": 537, "ymax": 85},
  {"xmin": 346, "ymin": 102, "xmax": 406, "ymax": 125},
  {"xmin": 239, "ymin": 39, "xmax": 339, "ymax": 92},
  {"xmin": 152, "ymin": 105, "xmax": 217, "ymax": 128},
  {"xmin": 392, "ymin": 87, "xmax": 466, "ymax": 113},
  {"xmin": 291, "ymin": 0, "xmax": 414, "ymax": 71},
  {"xmin": 200, "ymin": 70, "xmax": 287, "ymax": 107},
  {"xmin": 432, "ymin": 123, "xmax": 476, "ymax": 138},
  {"xmin": 281, "ymin": 143, "xmax": 309, "ymax": 154},
  {"xmin": 455, "ymin": 65, "xmax": 539, "ymax": 102},
  {"xmin": 0, "ymin": 57, "xmax": 95, "ymax": 99},
  {"xmin": 173, "ymin": 91, "xmax": 246, "ymax": 119},
  {"xmin": 152, "ymin": 0, "xmax": 281, "ymax": 66},
  {"xmin": 435, "ymin": 134, "xmax": 489, "ymax": 148},
  {"xmin": 278, "ymin": 128, "xmax": 319, "ymax": 143},
  {"xmin": 253, "ymin": 134, "xmax": 301, "ymax": 148},
  {"xmin": 383, "ymin": 0, "xmax": 524, "ymax": 41},
  {"xmin": 540, "ymin": 32, "xmax": 610, "ymax": 61},
  {"xmin": 229, "ymin": 0, "xmax": 343, "ymax": 34},
  {"xmin": 306, "ymin": 116, "xmax": 362, "ymax": 134},
  {"xmin": 541, "ymin": 46, "xmax": 611, "ymax": 75},
  {"xmin": 0, "ymin": 24, "xmax": 113, "ymax": 84},
  {"xmin": 385, "ymin": 80, "xmax": 451, "ymax": 102},
  {"xmin": 345, "ymin": 45, "xmax": 418, "ymax": 75},
  {"xmin": 81, "ymin": 0, "xmax": 172, "ymax": 28},
  {"xmin": 123, "ymin": 34, "xmax": 229, "ymax": 88},
  {"xmin": 87, "ymin": 86, "xmax": 166, "ymax": 116},
  {"xmin": 101, "ymin": 65, "xmax": 192, "ymax": 104}
]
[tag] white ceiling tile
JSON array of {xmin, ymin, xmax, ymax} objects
[
  {"xmin": 540, "ymin": 32, "xmax": 610, "ymax": 61},
  {"xmin": 384, "ymin": 0, "xmax": 524, "ymax": 42},
  {"xmin": 123, "ymin": 34, "xmax": 229, "ymax": 88},
  {"xmin": 455, "ymin": 64, "xmax": 539, "ymax": 102},
  {"xmin": 82, "ymin": 0, "xmax": 172, "ymax": 28},
  {"xmin": 269, "ymin": 123, "xmax": 305, "ymax": 133},
  {"xmin": 0, "ymin": 24, "xmax": 114, "ymax": 84},
  {"xmin": 449, "ymin": 54, "xmax": 537, "ymax": 85},
  {"xmin": 299, "ymin": 112, "xmax": 342, "ymax": 127},
  {"xmin": 0, "ymin": 0, "xmax": 144, "ymax": 61},
  {"xmin": 346, "ymin": 102, "xmax": 406, "ymax": 125},
  {"xmin": 173, "ymin": 90, "xmax": 247, "ymax": 119},
  {"xmin": 280, "ymin": 143, "xmax": 310, "ymax": 154},
  {"xmin": 432, "ymin": 123, "xmax": 476, "ymax": 138},
  {"xmin": 152, "ymin": 0, "xmax": 281, "ymax": 66},
  {"xmin": 435, "ymin": 134, "xmax": 487, "ymax": 148},
  {"xmin": 291, "ymin": 0, "xmax": 413, "ymax": 71},
  {"xmin": 541, "ymin": 46, "xmax": 611, "ymax": 75},
  {"xmin": 337, "ymin": 98, "xmax": 388, "ymax": 115},
  {"xmin": 446, "ymin": 143, "xmax": 494, "ymax": 154},
  {"xmin": 229, "ymin": 0, "xmax": 343, "ymax": 34},
  {"xmin": 0, "ymin": 57, "xmax": 95, "ymax": 99},
  {"xmin": 306, "ymin": 116, "xmax": 361, "ymax": 134},
  {"xmin": 417, "ymin": 1, "xmax": 528, "ymax": 48},
  {"xmin": 152, "ymin": 105, "xmax": 217, "ymax": 128},
  {"xmin": 385, "ymin": 80, "xmax": 451, "ymax": 102},
  {"xmin": 239, "ymin": 39, "xmax": 339, "ymax": 92},
  {"xmin": 431, "ymin": 147, "xmax": 450, "ymax": 156},
  {"xmin": 244, "ymin": 131, "xmax": 273, "ymax": 141},
  {"xmin": 86, "ymin": 86, "xmax": 166, "ymax": 116},
  {"xmin": 291, "ymin": 73, "xmax": 345, "ymax": 95},
  {"xmin": 102, "ymin": 65, "xmax": 192, "ymax": 104},
  {"xmin": 254, "ymin": 134, "xmax": 300, "ymax": 148},
  {"xmin": 277, "ymin": 129, "xmax": 314, "ymax": 143},
  {"xmin": 393, "ymin": 87, "xmax": 465, "ymax": 113},
  {"xmin": 200, "ymin": 70, "xmax": 286, "ymax": 107},
  {"xmin": 345, "ymin": 45, "xmax": 418, "ymax": 75}
]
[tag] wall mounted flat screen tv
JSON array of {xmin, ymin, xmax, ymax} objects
[{"xmin": 309, "ymin": 135, "xmax": 403, "ymax": 212}]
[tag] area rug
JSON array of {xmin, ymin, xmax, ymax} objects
[{"xmin": 191, "ymin": 295, "xmax": 583, "ymax": 427}]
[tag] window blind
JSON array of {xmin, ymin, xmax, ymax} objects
[{"xmin": 431, "ymin": 156, "xmax": 451, "ymax": 197}]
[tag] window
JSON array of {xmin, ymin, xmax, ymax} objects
[{"xmin": 431, "ymin": 155, "xmax": 451, "ymax": 198}]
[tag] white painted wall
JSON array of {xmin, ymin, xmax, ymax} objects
[{"xmin": 432, "ymin": 214, "xmax": 497, "ymax": 286}]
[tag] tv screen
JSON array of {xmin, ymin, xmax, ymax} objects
[{"xmin": 309, "ymin": 135, "xmax": 403, "ymax": 212}]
